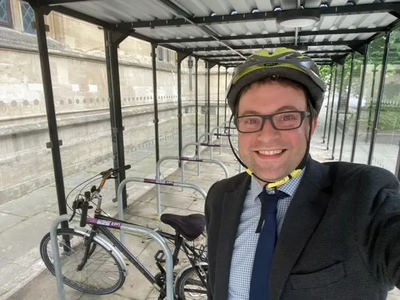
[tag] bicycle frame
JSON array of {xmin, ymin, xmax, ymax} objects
[{"xmin": 81, "ymin": 214, "xmax": 206, "ymax": 292}]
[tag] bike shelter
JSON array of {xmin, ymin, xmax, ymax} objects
[{"xmin": 24, "ymin": 1, "xmax": 400, "ymax": 299}]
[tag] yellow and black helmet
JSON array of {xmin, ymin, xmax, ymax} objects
[{"xmin": 226, "ymin": 48, "xmax": 326, "ymax": 114}]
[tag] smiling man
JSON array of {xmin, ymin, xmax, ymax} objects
[{"xmin": 204, "ymin": 48, "xmax": 400, "ymax": 300}]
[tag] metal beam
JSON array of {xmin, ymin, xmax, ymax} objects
[
  {"xmin": 184, "ymin": 41, "xmax": 352, "ymax": 52},
  {"xmin": 327, "ymin": 65, "xmax": 338, "ymax": 150},
  {"xmin": 122, "ymin": 3, "xmax": 400, "ymax": 29},
  {"xmin": 177, "ymin": 52, "xmax": 187, "ymax": 164},
  {"xmin": 351, "ymin": 46, "xmax": 369, "ymax": 163},
  {"xmin": 32, "ymin": 0, "xmax": 92, "ymax": 4},
  {"xmin": 104, "ymin": 29, "xmax": 127, "ymax": 208},
  {"xmin": 224, "ymin": 67, "xmax": 228, "ymax": 124},
  {"xmin": 217, "ymin": 65, "xmax": 220, "ymax": 133},
  {"xmin": 348, "ymin": 42, "xmax": 369, "ymax": 56},
  {"xmin": 351, "ymin": 18, "xmax": 400, "ymax": 50},
  {"xmin": 206, "ymin": 61, "xmax": 212, "ymax": 139},
  {"xmin": 331, "ymin": 64, "xmax": 346, "ymax": 160},
  {"xmin": 47, "ymin": 5, "xmax": 110, "ymax": 28},
  {"xmin": 156, "ymin": 27, "xmax": 386, "ymax": 44},
  {"xmin": 151, "ymin": 44, "xmax": 160, "ymax": 163},
  {"xmin": 198, "ymin": 53, "xmax": 252, "ymax": 59},
  {"xmin": 34, "ymin": 7, "xmax": 68, "ymax": 221},
  {"xmin": 322, "ymin": 65, "xmax": 334, "ymax": 143},
  {"xmin": 339, "ymin": 52, "xmax": 355, "ymax": 161},
  {"xmin": 157, "ymin": 0, "xmax": 244, "ymax": 59},
  {"xmin": 368, "ymin": 32, "xmax": 391, "ymax": 165},
  {"xmin": 195, "ymin": 58, "xmax": 199, "ymax": 147},
  {"xmin": 331, "ymin": 55, "xmax": 347, "ymax": 65},
  {"xmin": 305, "ymin": 50, "xmax": 352, "ymax": 55}
]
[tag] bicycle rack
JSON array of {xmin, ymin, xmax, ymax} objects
[
  {"xmin": 208, "ymin": 126, "xmax": 236, "ymax": 154},
  {"xmin": 49, "ymin": 214, "xmax": 174, "ymax": 300},
  {"xmin": 198, "ymin": 132, "xmax": 239, "ymax": 159},
  {"xmin": 156, "ymin": 155, "xmax": 229, "ymax": 205},
  {"xmin": 117, "ymin": 177, "xmax": 207, "ymax": 238},
  {"xmin": 182, "ymin": 141, "xmax": 242, "ymax": 174}
]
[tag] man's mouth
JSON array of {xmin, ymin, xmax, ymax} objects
[{"xmin": 257, "ymin": 149, "xmax": 286, "ymax": 156}]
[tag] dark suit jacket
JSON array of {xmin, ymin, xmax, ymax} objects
[{"xmin": 205, "ymin": 159, "xmax": 400, "ymax": 300}]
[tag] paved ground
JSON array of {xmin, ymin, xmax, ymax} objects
[{"xmin": 1, "ymin": 125, "xmax": 399, "ymax": 300}]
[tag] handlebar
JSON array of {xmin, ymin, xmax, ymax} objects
[
  {"xmin": 98, "ymin": 165, "xmax": 131, "ymax": 191},
  {"xmin": 70, "ymin": 165, "xmax": 131, "ymax": 225}
]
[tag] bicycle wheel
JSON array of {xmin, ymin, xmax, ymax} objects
[
  {"xmin": 40, "ymin": 228, "xmax": 125, "ymax": 295},
  {"xmin": 176, "ymin": 264, "xmax": 208, "ymax": 300}
]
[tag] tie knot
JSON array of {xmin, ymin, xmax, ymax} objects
[{"xmin": 255, "ymin": 188, "xmax": 288, "ymax": 233}]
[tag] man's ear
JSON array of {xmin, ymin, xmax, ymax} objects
[{"xmin": 311, "ymin": 117, "xmax": 318, "ymax": 136}]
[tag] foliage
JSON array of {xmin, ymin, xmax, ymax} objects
[{"xmin": 359, "ymin": 105, "xmax": 400, "ymax": 131}]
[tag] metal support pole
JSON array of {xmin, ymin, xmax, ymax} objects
[
  {"xmin": 327, "ymin": 65, "xmax": 338, "ymax": 150},
  {"xmin": 225, "ymin": 68, "xmax": 228, "ymax": 124},
  {"xmin": 366, "ymin": 64, "xmax": 378, "ymax": 143},
  {"xmin": 177, "ymin": 55, "xmax": 183, "ymax": 167},
  {"xmin": 34, "ymin": 7, "xmax": 68, "ymax": 223},
  {"xmin": 104, "ymin": 29, "xmax": 128, "ymax": 208},
  {"xmin": 339, "ymin": 52, "xmax": 355, "ymax": 161},
  {"xmin": 152, "ymin": 44, "xmax": 160, "ymax": 163},
  {"xmin": 322, "ymin": 65, "xmax": 334, "ymax": 143},
  {"xmin": 195, "ymin": 58, "xmax": 199, "ymax": 146},
  {"xmin": 217, "ymin": 65, "xmax": 220, "ymax": 134},
  {"xmin": 177, "ymin": 53, "xmax": 189, "ymax": 166},
  {"xmin": 207, "ymin": 62, "xmax": 211, "ymax": 141},
  {"xmin": 368, "ymin": 33, "xmax": 391, "ymax": 165},
  {"xmin": 395, "ymin": 140, "xmax": 400, "ymax": 180},
  {"xmin": 351, "ymin": 46, "xmax": 369, "ymax": 162},
  {"xmin": 331, "ymin": 64, "xmax": 346, "ymax": 160}
]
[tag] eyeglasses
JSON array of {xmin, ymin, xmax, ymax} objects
[{"xmin": 235, "ymin": 111, "xmax": 310, "ymax": 133}]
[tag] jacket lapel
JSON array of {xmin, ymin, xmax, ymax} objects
[
  {"xmin": 270, "ymin": 159, "xmax": 332, "ymax": 300},
  {"xmin": 215, "ymin": 173, "xmax": 251, "ymax": 300}
]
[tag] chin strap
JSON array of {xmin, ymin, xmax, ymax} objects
[
  {"xmin": 245, "ymin": 168, "xmax": 303, "ymax": 189},
  {"xmin": 227, "ymin": 109, "xmax": 313, "ymax": 189}
]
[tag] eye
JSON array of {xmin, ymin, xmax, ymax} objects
[
  {"xmin": 283, "ymin": 114, "xmax": 295, "ymax": 121},
  {"xmin": 245, "ymin": 116, "xmax": 262, "ymax": 125},
  {"xmin": 280, "ymin": 113, "xmax": 299, "ymax": 121}
]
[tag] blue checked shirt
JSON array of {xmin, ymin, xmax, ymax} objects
[{"xmin": 228, "ymin": 170, "xmax": 305, "ymax": 300}]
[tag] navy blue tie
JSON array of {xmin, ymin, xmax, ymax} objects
[{"xmin": 249, "ymin": 187, "xmax": 287, "ymax": 300}]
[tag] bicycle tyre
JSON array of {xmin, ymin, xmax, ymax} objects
[
  {"xmin": 40, "ymin": 228, "xmax": 125, "ymax": 295},
  {"xmin": 176, "ymin": 264, "xmax": 208, "ymax": 300}
]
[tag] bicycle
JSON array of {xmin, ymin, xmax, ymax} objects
[{"xmin": 39, "ymin": 165, "xmax": 208, "ymax": 299}]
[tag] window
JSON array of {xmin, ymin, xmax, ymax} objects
[
  {"xmin": 158, "ymin": 47, "xmax": 164, "ymax": 61},
  {"xmin": 0, "ymin": 0, "xmax": 13, "ymax": 28},
  {"xmin": 20, "ymin": 1, "xmax": 35, "ymax": 34},
  {"xmin": 166, "ymin": 49, "xmax": 170, "ymax": 62}
]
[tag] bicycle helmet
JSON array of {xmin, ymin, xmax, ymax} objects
[
  {"xmin": 227, "ymin": 48, "xmax": 326, "ymax": 115},
  {"xmin": 226, "ymin": 48, "xmax": 327, "ymax": 188}
]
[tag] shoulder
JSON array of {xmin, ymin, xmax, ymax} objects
[
  {"xmin": 322, "ymin": 161, "xmax": 399, "ymax": 192},
  {"xmin": 208, "ymin": 172, "xmax": 249, "ymax": 194},
  {"xmin": 205, "ymin": 172, "xmax": 249, "ymax": 211}
]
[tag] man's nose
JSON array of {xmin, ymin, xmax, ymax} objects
[{"xmin": 257, "ymin": 118, "xmax": 281, "ymax": 140}]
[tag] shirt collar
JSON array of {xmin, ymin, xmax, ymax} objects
[{"xmin": 250, "ymin": 168, "xmax": 306, "ymax": 202}]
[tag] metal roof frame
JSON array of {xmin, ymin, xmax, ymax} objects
[{"xmin": 28, "ymin": 0, "xmax": 400, "ymax": 67}]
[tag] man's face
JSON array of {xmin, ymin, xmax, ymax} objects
[{"xmin": 237, "ymin": 81, "xmax": 317, "ymax": 183}]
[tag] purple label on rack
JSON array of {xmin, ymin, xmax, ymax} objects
[
  {"xmin": 86, "ymin": 217, "xmax": 122, "ymax": 229},
  {"xmin": 200, "ymin": 143, "xmax": 220, "ymax": 147},
  {"xmin": 144, "ymin": 178, "xmax": 175, "ymax": 186},
  {"xmin": 180, "ymin": 156, "xmax": 203, "ymax": 162},
  {"xmin": 214, "ymin": 133, "xmax": 230, "ymax": 136}
]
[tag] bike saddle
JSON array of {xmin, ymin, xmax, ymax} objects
[{"xmin": 160, "ymin": 213, "xmax": 206, "ymax": 241}]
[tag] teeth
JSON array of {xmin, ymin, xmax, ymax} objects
[{"xmin": 258, "ymin": 150, "xmax": 283, "ymax": 156}]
